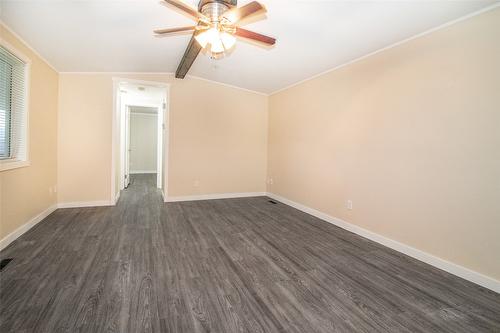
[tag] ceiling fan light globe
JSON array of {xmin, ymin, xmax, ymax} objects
[
  {"xmin": 196, "ymin": 27, "xmax": 220, "ymax": 48},
  {"xmin": 194, "ymin": 30, "xmax": 210, "ymax": 48},
  {"xmin": 210, "ymin": 38, "xmax": 225, "ymax": 53},
  {"xmin": 220, "ymin": 32, "xmax": 236, "ymax": 50}
]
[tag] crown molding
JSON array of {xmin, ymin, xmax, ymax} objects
[
  {"xmin": 60, "ymin": 71, "xmax": 268, "ymax": 96},
  {"xmin": 186, "ymin": 74, "xmax": 268, "ymax": 96},
  {"xmin": 270, "ymin": 3, "xmax": 500, "ymax": 96},
  {"xmin": 0, "ymin": 20, "xmax": 58, "ymax": 72}
]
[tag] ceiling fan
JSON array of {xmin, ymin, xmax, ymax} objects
[{"xmin": 154, "ymin": 0, "xmax": 276, "ymax": 79}]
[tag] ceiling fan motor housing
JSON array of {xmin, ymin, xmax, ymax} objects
[
  {"xmin": 198, "ymin": 0, "xmax": 236, "ymax": 10},
  {"xmin": 198, "ymin": 0, "xmax": 236, "ymax": 22}
]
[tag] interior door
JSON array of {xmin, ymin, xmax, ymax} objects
[
  {"xmin": 125, "ymin": 106, "xmax": 131, "ymax": 188},
  {"xmin": 156, "ymin": 102, "xmax": 164, "ymax": 189}
]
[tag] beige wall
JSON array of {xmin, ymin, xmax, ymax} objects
[
  {"xmin": 57, "ymin": 74, "xmax": 112, "ymax": 203},
  {"xmin": 168, "ymin": 77, "xmax": 268, "ymax": 196},
  {"xmin": 130, "ymin": 111, "xmax": 157, "ymax": 173},
  {"xmin": 0, "ymin": 26, "xmax": 59, "ymax": 240},
  {"xmin": 58, "ymin": 74, "xmax": 268, "ymax": 203},
  {"xmin": 268, "ymin": 8, "xmax": 500, "ymax": 280}
]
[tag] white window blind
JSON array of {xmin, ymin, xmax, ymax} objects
[{"xmin": 0, "ymin": 45, "xmax": 28, "ymax": 163}]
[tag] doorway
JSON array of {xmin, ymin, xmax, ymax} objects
[
  {"xmin": 126, "ymin": 106, "xmax": 158, "ymax": 187},
  {"xmin": 112, "ymin": 78, "xmax": 169, "ymax": 202}
]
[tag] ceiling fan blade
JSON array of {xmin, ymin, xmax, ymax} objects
[
  {"xmin": 234, "ymin": 27, "xmax": 276, "ymax": 45},
  {"xmin": 154, "ymin": 26, "xmax": 196, "ymax": 35},
  {"xmin": 176, "ymin": 32, "xmax": 202, "ymax": 79},
  {"xmin": 221, "ymin": 1, "xmax": 266, "ymax": 23},
  {"xmin": 163, "ymin": 0, "xmax": 208, "ymax": 21}
]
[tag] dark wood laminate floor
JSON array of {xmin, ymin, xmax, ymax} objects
[{"xmin": 1, "ymin": 174, "xmax": 499, "ymax": 332}]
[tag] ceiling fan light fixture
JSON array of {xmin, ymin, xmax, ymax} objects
[
  {"xmin": 194, "ymin": 27, "xmax": 216, "ymax": 48},
  {"xmin": 195, "ymin": 26, "xmax": 235, "ymax": 55},
  {"xmin": 220, "ymin": 31, "xmax": 236, "ymax": 50},
  {"xmin": 155, "ymin": 0, "xmax": 275, "ymax": 78},
  {"xmin": 210, "ymin": 36, "xmax": 225, "ymax": 53}
]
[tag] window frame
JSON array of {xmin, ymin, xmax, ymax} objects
[{"xmin": 0, "ymin": 40, "xmax": 31, "ymax": 172}]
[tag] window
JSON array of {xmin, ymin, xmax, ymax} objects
[{"xmin": 0, "ymin": 43, "xmax": 29, "ymax": 171}]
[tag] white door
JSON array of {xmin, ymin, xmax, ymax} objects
[
  {"xmin": 156, "ymin": 102, "xmax": 165, "ymax": 189},
  {"xmin": 125, "ymin": 106, "xmax": 131, "ymax": 188}
]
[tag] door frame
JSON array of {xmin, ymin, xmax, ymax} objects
[
  {"xmin": 112, "ymin": 77, "xmax": 170, "ymax": 204},
  {"xmin": 125, "ymin": 105, "xmax": 130, "ymax": 188}
]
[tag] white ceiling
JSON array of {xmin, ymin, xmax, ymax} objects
[{"xmin": 1, "ymin": 0, "xmax": 498, "ymax": 94}]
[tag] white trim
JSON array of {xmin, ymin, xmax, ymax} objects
[
  {"xmin": 111, "ymin": 76, "xmax": 171, "ymax": 87},
  {"xmin": 166, "ymin": 192, "xmax": 267, "ymax": 202},
  {"xmin": 129, "ymin": 111, "xmax": 158, "ymax": 117},
  {"xmin": 163, "ymin": 87, "xmax": 170, "ymax": 195},
  {"xmin": 114, "ymin": 191, "xmax": 121, "ymax": 205},
  {"xmin": 57, "ymin": 201, "xmax": 114, "ymax": 209},
  {"xmin": 61, "ymin": 72, "xmax": 268, "ymax": 96},
  {"xmin": 130, "ymin": 170, "xmax": 157, "ymax": 174},
  {"xmin": 0, "ymin": 21, "xmax": 58, "ymax": 72},
  {"xmin": 129, "ymin": 104, "xmax": 161, "ymax": 109},
  {"xmin": 0, "ymin": 38, "xmax": 32, "ymax": 64},
  {"xmin": 270, "ymin": 3, "xmax": 500, "ymax": 95},
  {"xmin": 111, "ymin": 79, "xmax": 118, "ymax": 202},
  {"xmin": 112, "ymin": 77, "xmax": 170, "ymax": 198},
  {"xmin": 156, "ymin": 101, "xmax": 164, "ymax": 190},
  {"xmin": 3, "ymin": 191, "xmax": 497, "ymax": 293},
  {"xmin": 185, "ymin": 75, "xmax": 268, "ymax": 96},
  {"xmin": 266, "ymin": 192, "xmax": 500, "ymax": 294},
  {"xmin": 0, "ymin": 160, "xmax": 30, "ymax": 172},
  {"xmin": 65, "ymin": 72, "xmax": 175, "ymax": 76},
  {"xmin": 161, "ymin": 189, "xmax": 167, "ymax": 203},
  {"xmin": 0, "ymin": 204, "xmax": 57, "ymax": 251}
]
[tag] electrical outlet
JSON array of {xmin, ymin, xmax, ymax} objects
[
  {"xmin": 346, "ymin": 200, "xmax": 353, "ymax": 210},
  {"xmin": 193, "ymin": 180, "xmax": 200, "ymax": 187},
  {"xmin": 267, "ymin": 178, "xmax": 274, "ymax": 185}
]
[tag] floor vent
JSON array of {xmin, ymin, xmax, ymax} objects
[
  {"xmin": 268, "ymin": 200, "xmax": 278, "ymax": 205},
  {"xmin": 0, "ymin": 258, "xmax": 13, "ymax": 272}
]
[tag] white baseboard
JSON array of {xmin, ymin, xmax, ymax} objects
[
  {"xmin": 5, "ymin": 192, "xmax": 496, "ymax": 293},
  {"xmin": 57, "ymin": 200, "xmax": 114, "ymax": 209},
  {"xmin": 166, "ymin": 192, "xmax": 267, "ymax": 202},
  {"xmin": 130, "ymin": 170, "xmax": 157, "ymax": 174},
  {"xmin": 0, "ymin": 204, "xmax": 57, "ymax": 251},
  {"xmin": 114, "ymin": 191, "xmax": 121, "ymax": 205},
  {"xmin": 161, "ymin": 190, "xmax": 167, "ymax": 202},
  {"xmin": 266, "ymin": 192, "xmax": 500, "ymax": 294}
]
